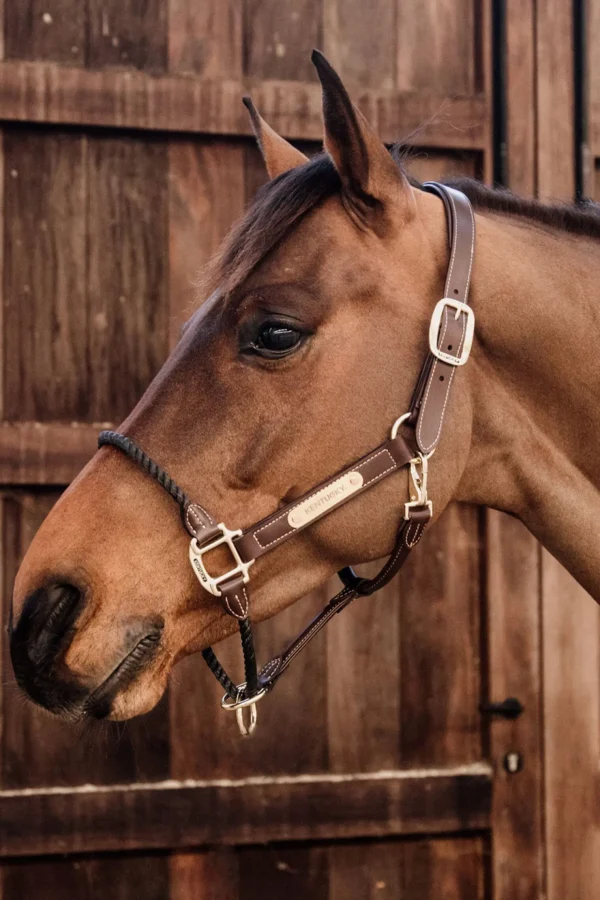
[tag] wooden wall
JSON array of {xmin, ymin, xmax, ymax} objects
[{"xmin": 0, "ymin": 1, "xmax": 597, "ymax": 899}]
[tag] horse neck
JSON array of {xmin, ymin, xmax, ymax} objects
[{"xmin": 456, "ymin": 210, "xmax": 600, "ymax": 600}]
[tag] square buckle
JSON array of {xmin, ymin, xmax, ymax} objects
[
  {"xmin": 428, "ymin": 298, "xmax": 475, "ymax": 367},
  {"xmin": 189, "ymin": 524, "xmax": 253, "ymax": 597}
]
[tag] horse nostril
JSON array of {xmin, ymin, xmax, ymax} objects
[{"xmin": 11, "ymin": 582, "xmax": 84, "ymax": 670}]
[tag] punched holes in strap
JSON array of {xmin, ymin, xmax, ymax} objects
[{"xmin": 414, "ymin": 183, "xmax": 476, "ymax": 455}]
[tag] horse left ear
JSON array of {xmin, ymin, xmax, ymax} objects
[
  {"xmin": 243, "ymin": 97, "xmax": 308, "ymax": 179},
  {"xmin": 312, "ymin": 50, "xmax": 414, "ymax": 224}
]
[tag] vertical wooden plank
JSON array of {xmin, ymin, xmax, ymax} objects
[
  {"xmin": 87, "ymin": 133, "xmax": 169, "ymax": 421},
  {"xmin": 401, "ymin": 837, "xmax": 486, "ymax": 900},
  {"xmin": 4, "ymin": 0, "xmax": 85, "ymax": 64},
  {"xmin": 542, "ymin": 552, "xmax": 600, "ymax": 900},
  {"xmin": 170, "ymin": 851, "xmax": 239, "ymax": 900},
  {"xmin": 536, "ymin": 0, "xmax": 575, "ymax": 199},
  {"xmin": 396, "ymin": 0, "xmax": 476, "ymax": 94},
  {"xmin": 326, "ymin": 575, "xmax": 401, "ymax": 772},
  {"xmin": 1, "ymin": 491, "xmax": 170, "ymax": 788},
  {"xmin": 399, "ymin": 503, "xmax": 482, "ymax": 766},
  {"xmin": 238, "ymin": 845, "xmax": 328, "ymax": 900},
  {"xmin": 329, "ymin": 841, "xmax": 401, "ymax": 900},
  {"xmin": 243, "ymin": 0, "xmax": 322, "ymax": 81},
  {"xmin": 168, "ymin": 0, "xmax": 242, "ymax": 78},
  {"xmin": 486, "ymin": 511, "xmax": 544, "ymax": 900},
  {"xmin": 168, "ymin": 138, "xmax": 246, "ymax": 345},
  {"xmin": 3, "ymin": 130, "xmax": 88, "ymax": 422},
  {"xmin": 2, "ymin": 854, "xmax": 170, "ymax": 900},
  {"xmin": 505, "ymin": 0, "xmax": 536, "ymax": 196},
  {"xmin": 87, "ymin": 0, "xmax": 167, "ymax": 71},
  {"xmin": 323, "ymin": 0, "xmax": 397, "ymax": 91}
]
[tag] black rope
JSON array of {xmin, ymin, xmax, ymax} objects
[
  {"xmin": 99, "ymin": 431, "xmax": 190, "ymax": 509},
  {"xmin": 98, "ymin": 429, "xmax": 261, "ymax": 705},
  {"xmin": 202, "ymin": 647, "xmax": 239, "ymax": 699},
  {"xmin": 239, "ymin": 618, "xmax": 259, "ymax": 695}
]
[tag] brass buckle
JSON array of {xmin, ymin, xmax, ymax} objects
[
  {"xmin": 189, "ymin": 524, "xmax": 253, "ymax": 597},
  {"xmin": 429, "ymin": 298, "xmax": 475, "ymax": 366}
]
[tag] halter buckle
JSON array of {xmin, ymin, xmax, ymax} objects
[
  {"xmin": 405, "ymin": 454, "xmax": 433, "ymax": 519},
  {"xmin": 189, "ymin": 524, "xmax": 253, "ymax": 597},
  {"xmin": 429, "ymin": 298, "xmax": 475, "ymax": 366}
]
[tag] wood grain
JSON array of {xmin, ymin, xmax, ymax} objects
[
  {"xmin": 0, "ymin": 60, "xmax": 490, "ymax": 148},
  {"xmin": 2, "ymin": 853, "xmax": 170, "ymax": 900},
  {"xmin": 168, "ymin": 0, "xmax": 242, "ymax": 78},
  {"xmin": 170, "ymin": 850, "xmax": 239, "ymax": 900},
  {"xmin": 86, "ymin": 133, "xmax": 169, "ymax": 421},
  {"xmin": 396, "ymin": 0, "xmax": 476, "ymax": 94},
  {"xmin": 0, "ymin": 423, "xmax": 101, "ymax": 484},
  {"xmin": 244, "ymin": 0, "xmax": 322, "ymax": 82},
  {"xmin": 536, "ymin": 0, "xmax": 575, "ymax": 199},
  {"xmin": 0, "ymin": 765, "xmax": 492, "ymax": 856},
  {"xmin": 323, "ymin": 0, "xmax": 396, "ymax": 91},
  {"xmin": 168, "ymin": 138, "xmax": 245, "ymax": 345},
  {"xmin": 486, "ymin": 511, "xmax": 544, "ymax": 900},
  {"xmin": 3, "ymin": 129, "xmax": 88, "ymax": 421},
  {"xmin": 505, "ymin": 0, "xmax": 536, "ymax": 196},
  {"xmin": 87, "ymin": 0, "xmax": 167, "ymax": 71},
  {"xmin": 542, "ymin": 551, "xmax": 600, "ymax": 900},
  {"xmin": 4, "ymin": 0, "xmax": 85, "ymax": 65},
  {"xmin": 398, "ymin": 503, "xmax": 482, "ymax": 766}
]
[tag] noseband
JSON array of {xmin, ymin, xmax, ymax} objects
[{"xmin": 99, "ymin": 182, "xmax": 475, "ymax": 735}]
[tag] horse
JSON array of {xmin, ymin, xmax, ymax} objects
[{"xmin": 9, "ymin": 50, "xmax": 600, "ymax": 729}]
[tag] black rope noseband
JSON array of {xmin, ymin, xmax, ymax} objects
[{"xmin": 98, "ymin": 430, "xmax": 259, "ymax": 706}]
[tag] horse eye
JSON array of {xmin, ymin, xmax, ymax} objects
[{"xmin": 254, "ymin": 323, "xmax": 303, "ymax": 356}]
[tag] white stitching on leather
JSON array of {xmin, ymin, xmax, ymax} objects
[
  {"xmin": 418, "ymin": 310, "xmax": 467, "ymax": 454},
  {"xmin": 224, "ymin": 584, "xmax": 249, "ymax": 619},
  {"xmin": 186, "ymin": 502, "xmax": 215, "ymax": 534},
  {"xmin": 253, "ymin": 450, "xmax": 397, "ymax": 550}
]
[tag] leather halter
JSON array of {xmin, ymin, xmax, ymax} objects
[{"xmin": 98, "ymin": 182, "xmax": 476, "ymax": 736}]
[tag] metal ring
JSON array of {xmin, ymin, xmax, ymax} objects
[
  {"xmin": 236, "ymin": 703, "xmax": 257, "ymax": 736},
  {"xmin": 390, "ymin": 412, "xmax": 436, "ymax": 459},
  {"xmin": 390, "ymin": 412, "xmax": 411, "ymax": 439},
  {"xmin": 221, "ymin": 683, "xmax": 268, "ymax": 711}
]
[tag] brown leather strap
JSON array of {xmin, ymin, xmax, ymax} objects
[
  {"xmin": 257, "ymin": 506, "xmax": 431, "ymax": 690},
  {"xmin": 411, "ymin": 183, "xmax": 475, "ymax": 454},
  {"xmin": 234, "ymin": 433, "xmax": 414, "ymax": 563}
]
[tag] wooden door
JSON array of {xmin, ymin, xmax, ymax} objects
[{"xmin": 0, "ymin": 2, "xmax": 547, "ymax": 897}]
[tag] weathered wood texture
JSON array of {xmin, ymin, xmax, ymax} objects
[
  {"xmin": 0, "ymin": 766, "xmax": 492, "ymax": 856},
  {"xmin": 0, "ymin": 836, "xmax": 487, "ymax": 900}
]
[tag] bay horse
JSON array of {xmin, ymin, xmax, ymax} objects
[{"xmin": 10, "ymin": 51, "xmax": 600, "ymax": 728}]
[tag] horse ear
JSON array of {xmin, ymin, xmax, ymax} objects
[
  {"xmin": 243, "ymin": 97, "xmax": 308, "ymax": 179},
  {"xmin": 311, "ymin": 50, "xmax": 414, "ymax": 223}
]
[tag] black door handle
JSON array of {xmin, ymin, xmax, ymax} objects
[{"xmin": 480, "ymin": 697, "xmax": 524, "ymax": 719}]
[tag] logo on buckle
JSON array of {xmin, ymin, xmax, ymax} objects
[
  {"xmin": 429, "ymin": 298, "xmax": 475, "ymax": 367},
  {"xmin": 189, "ymin": 525, "xmax": 253, "ymax": 597}
]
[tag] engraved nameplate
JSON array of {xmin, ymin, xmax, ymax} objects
[{"xmin": 288, "ymin": 471, "xmax": 364, "ymax": 529}]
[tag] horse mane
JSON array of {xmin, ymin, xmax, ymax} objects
[{"xmin": 203, "ymin": 148, "xmax": 600, "ymax": 299}]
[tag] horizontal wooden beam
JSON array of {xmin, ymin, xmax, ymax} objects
[
  {"xmin": 0, "ymin": 61, "xmax": 489, "ymax": 149},
  {"xmin": 0, "ymin": 422, "xmax": 105, "ymax": 485},
  {"xmin": 0, "ymin": 764, "xmax": 492, "ymax": 857}
]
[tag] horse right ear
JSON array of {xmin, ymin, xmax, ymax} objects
[
  {"xmin": 311, "ymin": 50, "xmax": 414, "ymax": 227},
  {"xmin": 243, "ymin": 97, "xmax": 308, "ymax": 179}
]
